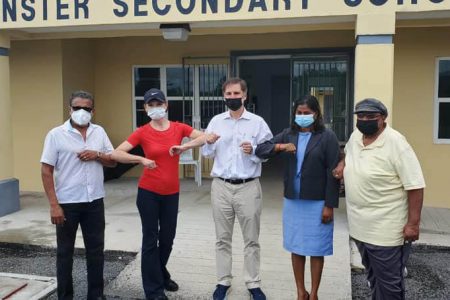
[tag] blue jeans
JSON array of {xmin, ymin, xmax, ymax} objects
[
  {"xmin": 137, "ymin": 188, "xmax": 179, "ymax": 299},
  {"xmin": 57, "ymin": 198, "xmax": 105, "ymax": 300}
]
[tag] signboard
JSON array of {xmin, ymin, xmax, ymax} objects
[{"xmin": 0, "ymin": 0, "xmax": 448, "ymax": 29}]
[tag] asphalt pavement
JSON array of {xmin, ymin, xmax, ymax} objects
[{"xmin": 351, "ymin": 244, "xmax": 450, "ymax": 300}]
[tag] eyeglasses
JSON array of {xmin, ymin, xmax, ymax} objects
[
  {"xmin": 356, "ymin": 113, "xmax": 381, "ymax": 120},
  {"xmin": 72, "ymin": 106, "xmax": 93, "ymax": 113}
]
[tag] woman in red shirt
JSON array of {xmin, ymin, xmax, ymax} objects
[{"xmin": 112, "ymin": 88, "xmax": 206, "ymax": 300}]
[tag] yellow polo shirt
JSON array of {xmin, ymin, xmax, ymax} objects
[{"xmin": 344, "ymin": 125, "xmax": 425, "ymax": 246}]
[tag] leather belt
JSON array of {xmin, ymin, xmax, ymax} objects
[{"xmin": 218, "ymin": 177, "xmax": 256, "ymax": 185}]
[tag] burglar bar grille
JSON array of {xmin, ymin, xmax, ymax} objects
[
  {"xmin": 198, "ymin": 64, "xmax": 228, "ymax": 129},
  {"xmin": 292, "ymin": 58, "xmax": 349, "ymax": 141},
  {"xmin": 182, "ymin": 58, "xmax": 229, "ymax": 129}
]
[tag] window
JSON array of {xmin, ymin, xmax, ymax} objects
[
  {"xmin": 133, "ymin": 64, "xmax": 228, "ymax": 129},
  {"xmin": 133, "ymin": 66, "xmax": 193, "ymax": 128},
  {"xmin": 434, "ymin": 58, "xmax": 450, "ymax": 143}
]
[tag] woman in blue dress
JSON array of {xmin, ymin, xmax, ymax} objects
[{"xmin": 256, "ymin": 95, "xmax": 340, "ymax": 300}]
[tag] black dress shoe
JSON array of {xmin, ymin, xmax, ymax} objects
[{"xmin": 164, "ymin": 278, "xmax": 179, "ymax": 291}]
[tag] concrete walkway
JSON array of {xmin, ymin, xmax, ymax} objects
[
  {"xmin": 0, "ymin": 175, "xmax": 449, "ymax": 299},
  {"xmin": 104, "ymin": 177, "xmax": 351, "ymax": 300}
]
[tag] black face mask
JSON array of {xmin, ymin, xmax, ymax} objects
[
  {"xmin": 225, "ymin": 98, "xmax": 243, "ymax": 111},
  {"xmin": 356, "ymin": 119, "xmax": 379, "ymax": 136}
]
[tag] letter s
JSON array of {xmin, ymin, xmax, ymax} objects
[{"xmin": 113, "ymin": 0, "xmax": 128, "ymax": 17}]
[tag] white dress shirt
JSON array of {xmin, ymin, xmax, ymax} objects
[
  {"xmin": 202, "ymin": 110, "xmax": 273, "ymax": 179},
  {"xmin": 40, "ymin": 120, "xmax": 114, "ymax": 204}
]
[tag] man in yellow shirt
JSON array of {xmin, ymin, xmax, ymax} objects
[{"xmin": 334, "ymin": 98, "xmax": 425, "ymax": 300}]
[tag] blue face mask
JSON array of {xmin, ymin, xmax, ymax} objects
[{"xmin": 295, "ymin": 114, "xmax": 315, "ymax": 128}]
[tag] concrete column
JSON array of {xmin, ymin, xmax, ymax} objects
[
  {"xmin": 354, "ymin": 13, "xmax": 396, "ymax": 124},
  {"xmin": 0, "ymin": 32, "xmax": 13, "ymax": 181},
  {"xmin": 0, "ymin": 32, "xmax": 19, "ymax": 216}
]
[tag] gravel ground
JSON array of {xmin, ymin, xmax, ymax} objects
[
  {"xmin": 351, "ymin": 244, "xmax": 450, "ymax": 300},
  {"xmin": 0, "ymin": 242, "xmax": 137, "ymax": 300},
  {"xmin": 1, "ymin": 243, "xmax": 449, "ymax": 299}
]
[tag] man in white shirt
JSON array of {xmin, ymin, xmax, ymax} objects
[
  {"xmin": 334, "ymin": 98, "xmax": 425, "ymax": 300},
  {"xmin": 41, "ymin": 91, "xmax": 116, "ymax": 300},
  {"xmin": 202, "ymin": 78, "xmax": 272, "ymax": 300}
]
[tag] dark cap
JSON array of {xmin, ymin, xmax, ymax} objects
[
  {"xmin": 354, "ymin": 98, "xmax": 388, "ymax": 116},
  {"xmin": 144, "ymin": 88, "xmax": 166, "ymax": 103}
]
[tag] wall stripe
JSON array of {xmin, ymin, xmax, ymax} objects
[
  {"xmin": 357, "ymin": 35, "xmax": 393, "ymax": 45},
  {"xmin": 0, "ymin": 47, "xmax": 9, "ymax": 56}
]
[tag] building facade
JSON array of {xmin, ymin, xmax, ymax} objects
[{"xmin": 0, "ymin": 1, "xmax": 449, "ymax": 207}]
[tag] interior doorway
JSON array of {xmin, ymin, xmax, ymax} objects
[
  {"xmin": 238, "ymin": 57, "xmax": 291, "ymax": 178},
  {"xmin": 239, "ymin": 58, "xmax": 291, "ymax": 135}
]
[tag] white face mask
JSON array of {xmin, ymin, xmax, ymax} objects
[
  {"xmin": 71, "ymin": 109, "xmax": 92, "ymax": 126},
  {"xmin": 147, "ymin": 107, "xmax": 166, "ymax": 120}
]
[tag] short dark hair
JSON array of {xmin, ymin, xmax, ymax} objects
[
  {"xmin": 69, "ymin": 90, "xmax": 94, "ymax": 106},
  {"xmin": 291, "ymin": 95, "xmax": 325, "ymax": 132},
  {"xmin": 222, "ymin": 77, "xmax": 247, "ymax": 94}
]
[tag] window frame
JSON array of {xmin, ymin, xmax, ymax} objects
[{"xmin": 434, "ymin": 57, "xmax": 450, "ymax": 144}]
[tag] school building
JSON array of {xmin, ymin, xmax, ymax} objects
[{"xmin": 0, "ymin": 1, "xmax": 449, "ymax": 209}]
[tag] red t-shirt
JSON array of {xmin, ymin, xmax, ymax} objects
[{"xmin": 127, "ymin": 121, "xmax": 194, "ymax": 195}]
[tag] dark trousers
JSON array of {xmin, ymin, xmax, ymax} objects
[
  {"xmin": 137, "ymin": 188, "xmax": 179, "ymax": 299},
  {"xmin": 57, "ymin": 199, "xmax": 105, "ymax": 300},
  {"xmin": 354, "ymin": 238, "xmax": 410, "ymax": 300}
]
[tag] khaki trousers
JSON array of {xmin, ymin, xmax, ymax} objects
[{"xmin": 211, "ymin": 178, "xmax": 262, "ymax": 288}]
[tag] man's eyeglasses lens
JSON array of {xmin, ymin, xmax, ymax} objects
[
  {"xmin": 357, "ymin": 113, "xmax": 380, "ymax": 119},
  {"xmin": 72, "ymin": 106, "xmax": 93, "ymax": 113}
]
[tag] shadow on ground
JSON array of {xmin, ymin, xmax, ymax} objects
[{"xmin": 351, "ymin": 244, "xmax": 450, "ymax": 300}]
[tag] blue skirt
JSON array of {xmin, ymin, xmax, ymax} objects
[{"xmin": 283, "ymin": 198, "xmax": 333, "ymax": 256}]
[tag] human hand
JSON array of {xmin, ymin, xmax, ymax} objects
[
  {"xmin": 403, "ymin": 223, "xmax": 420, "ymax": 241},
  {"xmin": 206, "ymin": 133, "xmax": 220, "ymax": 144},
  {"xmin": 332, "ymin": 161, "xmax": 345, "ymax": 180},
  {"xmin": 321, "ymin": 206, "xmax": 334, "ymax": 224},
  {"xmin": 50, "ymin": 204, "xmax": 65, "ymax": 225},
  {"xmin": 240, "ymin": 141, "xmax": 253, "ymax": 154},
  {"xmin": 283, "ymin": 143, "xmax": 296, "ymax": 153},
  {"xmin": 78, "ymin": 150, "xmax": 97, "ymax": 162},
  {"xmin": 169, "ymin": 145, "xmax": 187, "ymax": 156},
  {"xmin": 141, "ymin": 158, "xmax": 157, "ymax": 169}
]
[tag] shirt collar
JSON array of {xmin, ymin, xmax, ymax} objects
[
  {"xmin": 223, "ymin": 109, "xmax": 251, "ymax": 120},
  {"xmin": 357, "ymin": 124, "xmax": 388, "ymax": 149},
  {"xmin": 64, "ymin": 119, "xmax": 96, "ymax": 135}
]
